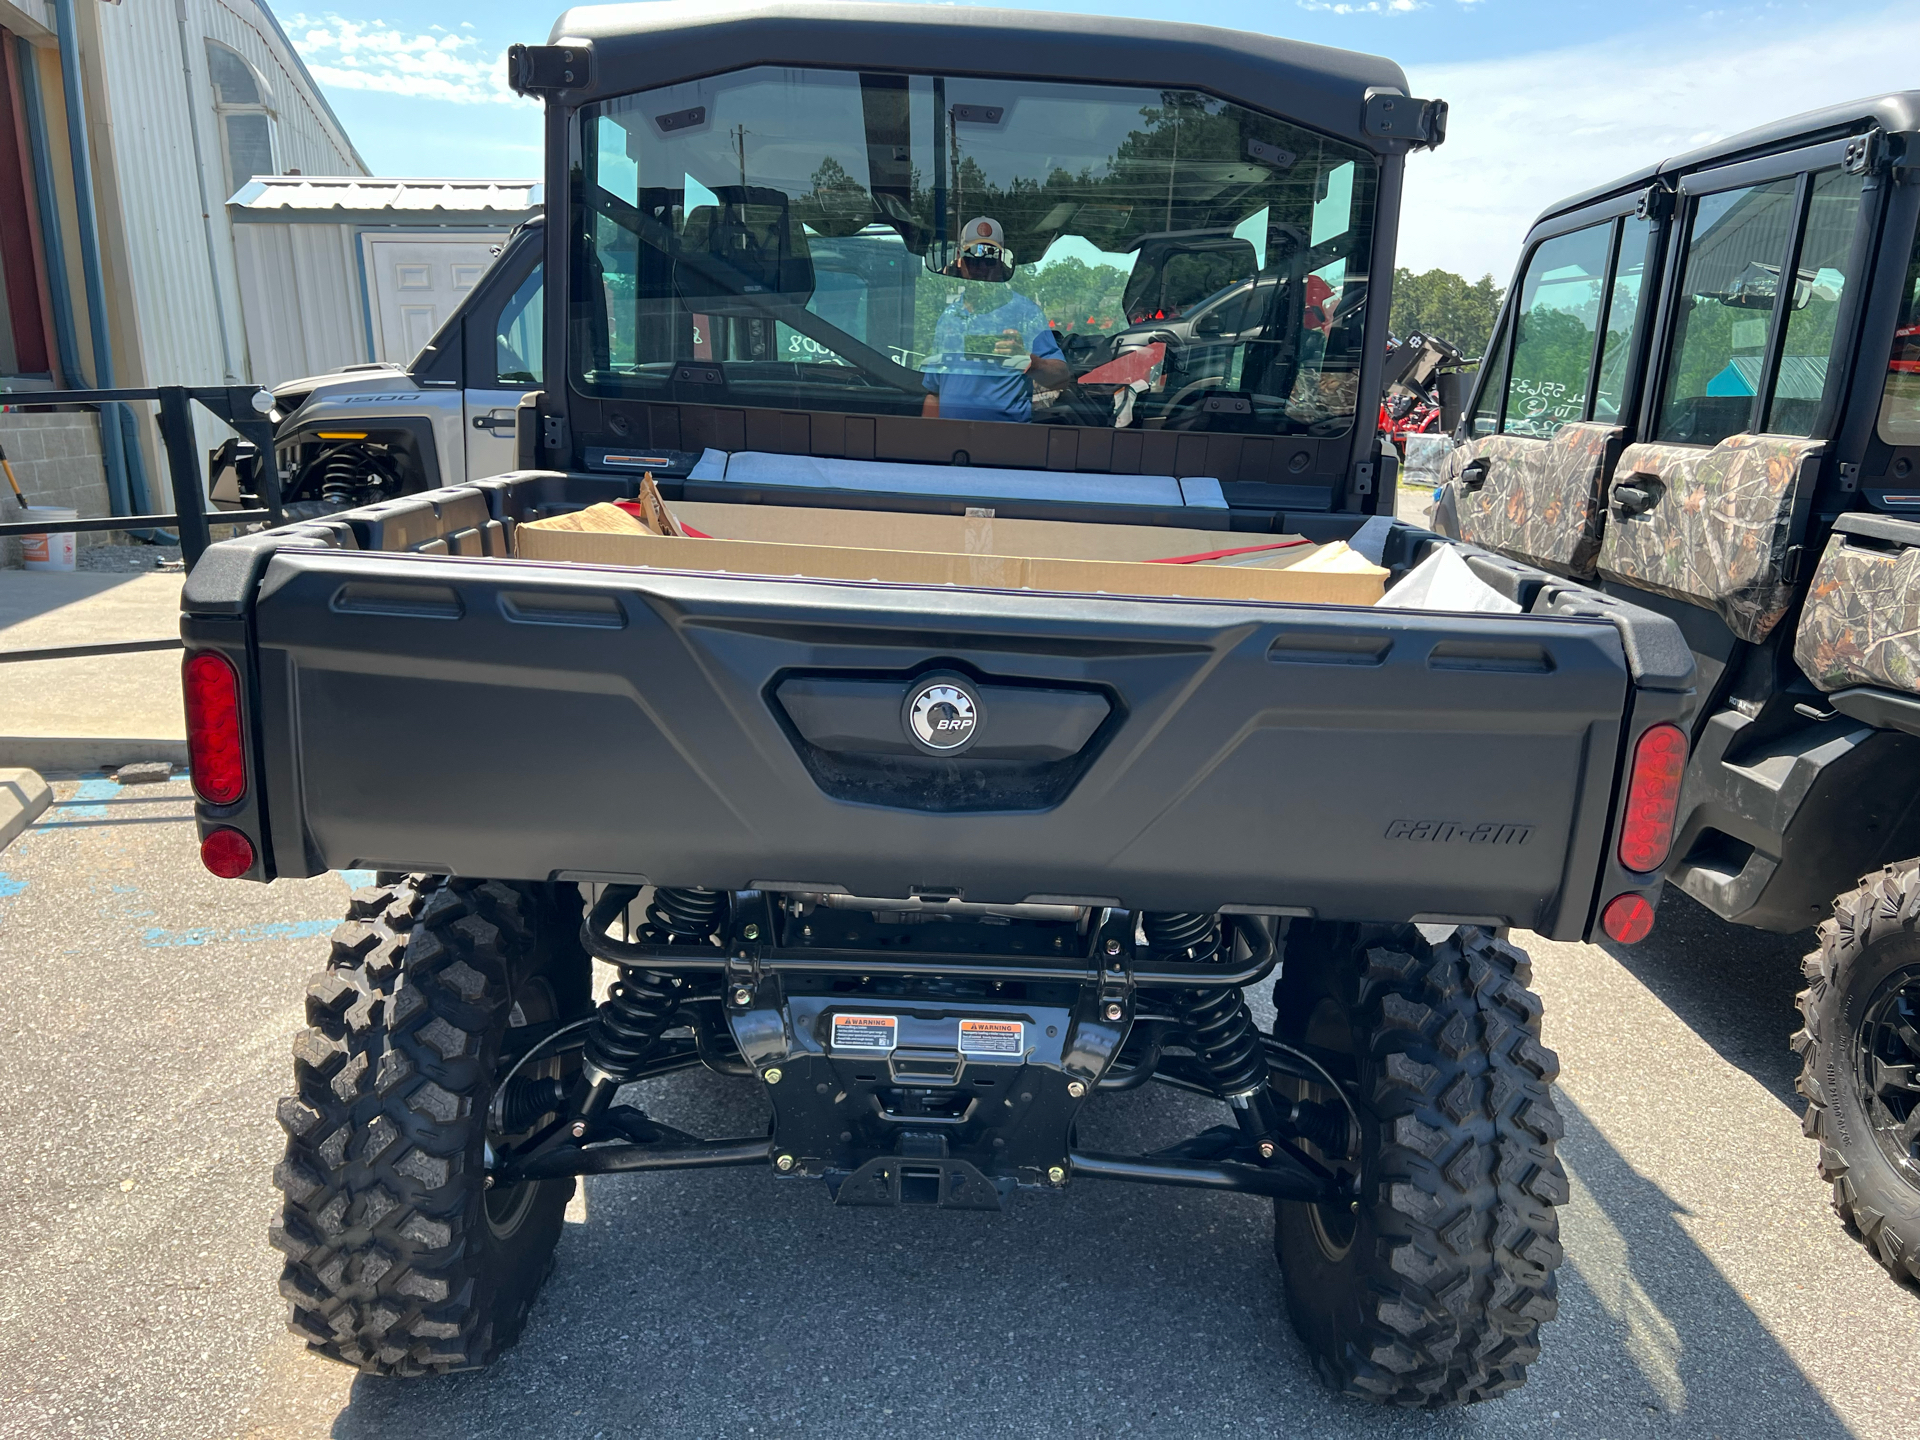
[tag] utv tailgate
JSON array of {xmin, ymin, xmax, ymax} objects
[{"xmin": 230, "ymin": 549, "xmax": 1660, "ymax": 940}]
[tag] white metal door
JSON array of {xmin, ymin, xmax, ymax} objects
[{"xmin": 361, "ymin": 234, "xmax": 507, "ymax": 365}]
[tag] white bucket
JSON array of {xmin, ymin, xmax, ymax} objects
[{"xmin": 20, "ymin": 505, "xmax": 78, "ymax": 571}]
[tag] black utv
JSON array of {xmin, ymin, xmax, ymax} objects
[
  {"xmin": 1430, "ymin": 92, "xmax": 1920, "ymax": 1286},
  {"xmin": 181, "ymin": 2, "xmax": 1698, "ymax": 1405}
]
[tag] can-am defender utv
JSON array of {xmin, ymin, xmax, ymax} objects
[
  {"xmin": 197, "ymin": 1, "xmax": 1699, "ymax": 1406},
  {"xmin": 1425, "ymin": 91, "xmax": 1920, "ymax": 1288}
]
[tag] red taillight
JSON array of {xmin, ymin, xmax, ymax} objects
[
  {"xmin": 200, "ymin": 827, "xmax": 255, "ymax": 878},
  {"xmin": 1618, "ymin": 722, "xmax": 1687, "ymax": 873},
  {"xmin": 184, "ymin": 650, "xmax": 245, "ymax": 805},
  {"xmin": 1601, "ymin": 893, "xmax": 1656, "ymax": 944}
]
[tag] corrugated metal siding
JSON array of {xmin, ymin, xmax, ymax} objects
[
  {"xmin": 6, "ymin": 0, "xmax": 54, "ymax": 36},
  {"xmin": 197, "ymin": 0, "xmax": 359, "ymax": 179},
  {"xmin": 93, "ymin": 0, "xmax": 365, "ymax": 391},
  {"xmin": 96, "ymin": 0, "xmax": 227, "ymax": 387},
  {"xmin": 233, "ymin": 220, "xmax": 369, "ymax": 385},
  {"xmin": 233, "ymin": 177, "xmax": 541, "ymax": 215}
]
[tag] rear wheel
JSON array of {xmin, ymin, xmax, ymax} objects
[
  {"xmin": 1271, "ymin": 923, "xmax": 1566, "ymax": 1406},
  {"xmin": 1794, "ymin": 861, "xmax": 1920, "ymax": 1284},
  {"xmin": 270, "ymin": 876, "xmax": 591, "ymax": 1375}
]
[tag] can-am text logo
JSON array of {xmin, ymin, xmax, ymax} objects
[{"xmin": 1385, "ymin": 819, "xmax": 1533, "ymax": 845}]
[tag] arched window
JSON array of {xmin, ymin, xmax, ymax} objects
[{"xmin": 206, "ymin": 42, "xmax": 276, "ymax": 199}]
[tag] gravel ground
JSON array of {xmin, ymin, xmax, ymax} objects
[
  {"xmin": 2, "ymin": 777, "xmax": 1917, "ymax": 1439},
  {"xmin": 74, "ymin": 543, "xmax": 185, "ymax": 574}
]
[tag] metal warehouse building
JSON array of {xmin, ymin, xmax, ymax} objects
[
  {"xmin": 0, "ymin": 0, "xmax": 362, "ymax": 546},
  {"xmin": 227, "ymin": 176, "xmax": 540, "ymax": 388}
]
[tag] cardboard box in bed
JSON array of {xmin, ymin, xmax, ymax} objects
[{"xmin": 513, "ymin": 500, "xmax": 1388, "ymax": 606}]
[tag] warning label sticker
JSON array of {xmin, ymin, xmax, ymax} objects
[
  {"xmin": 831, "ymin": 1014, "xmax": 898, "ymax": 1053},
  {"xmin": 958, "ymin": 1019, "xmax": 1024, "ymax": 1056}
]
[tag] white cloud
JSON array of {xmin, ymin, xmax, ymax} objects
[
  {"xmin": 287, "ymin": 15, "xmax": 532, "ymax": 107},
  {"xmin": 1399, "ymin": 5, "xmax": 1920, "ymax": 283},
  {"xmin": 1297, "ymin": 0, "xmax": 1423, "ymax": 12}
]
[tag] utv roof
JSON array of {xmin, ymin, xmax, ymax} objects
[
  {"xmin": 545, "ymin": 0, "xmax": 1410, "ymax": 151},
  {"xmin": 1534, "ymin": 90, "xmax": 1920, "ymax": 229}
]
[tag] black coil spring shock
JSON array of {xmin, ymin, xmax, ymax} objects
[
  {"xmin": 577, "ymin": 887, "xmax": 726, "ymax": 1122},
  {"xmin": 314, "ymin": 443, "xmax": 395, "ymax": 507},
  {"xmin": 1145, "ymin": 913, "xmax": 1269, "ymax": 1096},
  {"xmin": 638, "ymin": 886, "xmax": 728, "ymax": 944},
  {"xmin": 1147, "ymin": 912, "xmax": 1282, "ymax": 1150},
  {"xmin": 581, "ymin": 966, "xmax": 685, "ymax": 1081}
]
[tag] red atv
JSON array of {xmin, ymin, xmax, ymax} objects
[{"xmin": 1377, "ymin": 332, "xmax": 1470, "ymax": 456}]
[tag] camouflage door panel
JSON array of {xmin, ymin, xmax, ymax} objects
[
  {"xmin": 1441, "ymin": 422, "xmax": 1620, "ymax": 576},
  {"xmin": 1795, "ymin": 522, "xmax": 1920, "ymax": 695},
  {"xmin": 1597, "ymin": 434, "xmax": 1824, "ymax": 643}
]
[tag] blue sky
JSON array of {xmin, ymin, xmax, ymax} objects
[{"xmin": 283, "ymin": 0, "xmax": 1909, "ymax": 282}]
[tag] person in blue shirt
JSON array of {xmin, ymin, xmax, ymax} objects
[{"xmin": 921, "ymin": 216, "xmax": 1072, "ymax": 423}]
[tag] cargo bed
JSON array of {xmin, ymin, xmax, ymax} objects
[{"xmin": 182, "ymin": 471, "xmax": 1694, "ymax": 942}]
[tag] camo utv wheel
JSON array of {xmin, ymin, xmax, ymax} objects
[
  {"xmin": 270, "ymin": 876, "xmax": 591, "ymax": 1375},
  {"xmin": 1271, "ymin": 923, "xmax": 1566, "ymax": 1407},
  {"xmin": 1795, "ymin": 861, "xmax": 1920, "ymax": 1285}
]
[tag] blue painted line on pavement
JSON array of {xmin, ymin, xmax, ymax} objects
[
  {"xmin": 55, "ymin": 777, "xmax": 120, "ymax": 821},
  {"xmin": 337, "ymin": 869, "xmax": 376, "ymax": 889},
  {"xmin": 141, "ymin": 918, "xmax": 337, "ymax": 948},
  {"xmin": 0, "ymin": 873, "xmax": 24, "ymax": 898}
]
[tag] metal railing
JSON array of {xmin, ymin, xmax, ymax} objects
[
  {"xmin": 0, "ymin": 384, "xmax": 284, "ymax": 664},
  {"xmin": 0, "ymin": 383, "xmax": 283, "ymax": 570}
]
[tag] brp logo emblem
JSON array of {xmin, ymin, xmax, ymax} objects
[{"xmin": 905, "ymin": 677, "xmax": 981, "ymax": 754}]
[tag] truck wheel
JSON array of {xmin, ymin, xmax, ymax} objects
[
  {"xmin": 270, "ymin": 876, "xmax": 591, "ymax": 1375},
  {"xmin": 1271, "ymin": 923, "xmax": 1566, "ymax": 1406},
  {"xmin": 1794, "ymin": 861, "xmax": 1920, "ymax": 1284}
]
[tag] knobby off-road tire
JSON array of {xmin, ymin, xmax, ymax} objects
[
  {"xmin": 1271, "ymin": 923, "xmax": 1567, "ymax": 1407},
  {"xmin": 270, "ymin": 876, "xmax": 591, "ymax": 1375},
  {"xmin": 1794, "ymin": 861, "xmax": 1920, "ymax": 1285}
]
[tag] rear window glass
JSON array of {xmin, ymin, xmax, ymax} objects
[{"xmin": 573, "ymin": 67, "xmax": 1380, "ymax": 438}]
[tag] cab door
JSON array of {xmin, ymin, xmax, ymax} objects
[
  {"xmin": 1597, "ymin": 147, "xmax": 1873, "ymax": 643},
  {"xmin": 1446, "ymin": 203, "xmax": 1661, "ymax": 577},
  {"xmin": 459, "ymin": 237, "xmax": 544, "ymax": 482}
]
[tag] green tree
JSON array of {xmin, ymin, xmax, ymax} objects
[
  {"xmin": 1011, "ymin": 256, "xmax": 1131, "ymax": 332},
  {"xmin": 1390, "ymin": 267, "xmax": 1505, "ymax": 359}
]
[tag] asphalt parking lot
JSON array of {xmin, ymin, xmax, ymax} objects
[{"xmin": 3, "ymin": 775, "xmax": 1919, "ymax": 1440}]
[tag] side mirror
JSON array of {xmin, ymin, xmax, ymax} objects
[{"xmin": 1196, "ymin": 302, "xmax": 1247, "ymax": 338}]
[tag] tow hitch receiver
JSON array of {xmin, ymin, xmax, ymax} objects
[
  {"xmin": 743, "ymin": 990, "xmax": 1099, "ymax": 1210},
  {"xmin": 830, "ymin": 1139, "xmax": 1012, "ymax": 1210}
]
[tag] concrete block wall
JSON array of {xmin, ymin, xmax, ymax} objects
[{"xmin": 0, "ymin": 412, "xmax": 112, "ymax": 567}]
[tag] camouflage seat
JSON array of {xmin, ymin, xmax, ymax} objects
[
  {"xmin": 1795, "ymin": 514, "xmax": 1920, "ymax": 695},
  {"xmin": 1596, "ymin": 434, "xmax": 1823, "ymax": 643},
  {"xmin": 1441, "ymin": 422, "xmax": 1620, "ymax": 578}
]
